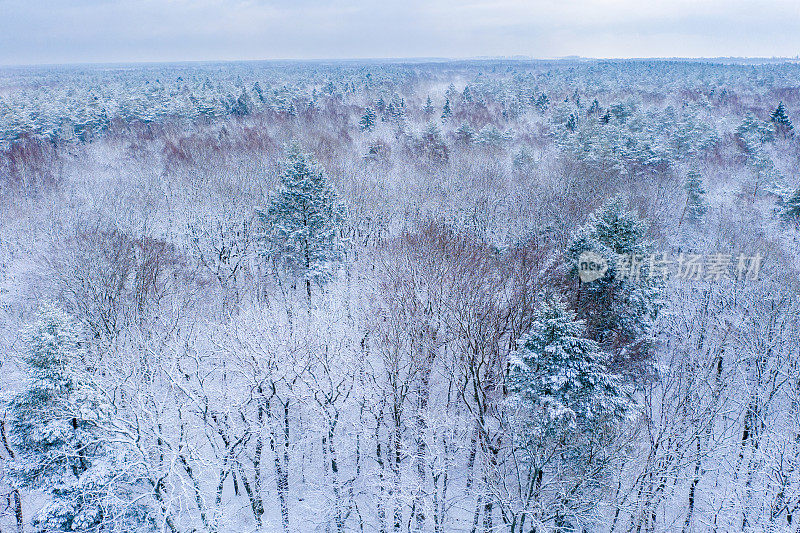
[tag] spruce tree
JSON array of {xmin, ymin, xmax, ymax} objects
[
  {"xmin": 419, "ymin": 122, "xmax": 449, "ymax": 164},
  {"xmin": 423, "ymin": 96, "xmax": 434, "ymax": 116},
  {"xmin": 252, "ymin": 81, "xmax": 265, "ymax": 103},
  {"xmin": 737, "ymin": 113, "xmax": 774, "ymax": 149},
  {"xmin": 770, "ymin": 102, "xmax": 794, "ymax": 138},
  {"xmin": 512, "ymin": 148, "xmax": 535, "ymax": 173},
  {"xmin": 782, "ymin": 187, "xmax": 800, "ymax": 225},
  {"xmin": 461, "ymin": 85, "xmax": 473, "ymax": 104},
  {"xmin": 259, "ymin": 143, "xmax": 345, "ymax": 302},
  {"xmin": 682, "ymin": 170, "xmax": 708, "ymax": 224},
  {"xmin": 231, "ymin": 88, "xmax": 252, "ymax": 116},
  {"xmin": 7, "ymin": 304, "xmax": 149, "ymax": 532},
  {"xmin": 440, "ymin": 98, "xmax": 452, "ymax": 122},
  {"xmin": 507, "ymin": 296, "xmax": 632, "ymax": 532},
  {"xmin": 572, "ymin": 89, "xmax": 581, "ymax": 108},
  {"xmin": 509, "ymin": 296, "xmax": 631, "ymax": 426},
  {"xmin": 535, "ymin": 93, "xmax": 549, "ymax": 112},
  {"xmin": 455, "ymin": 122, "xmax": 474, "ymax": 145},
  {"xmin": 565, "ymin": 113, "xmax": 577, "ymax": 132},
  {"xmin": 386, "ymin": 94, "xmax": 405, "ymax": 121},
  {"xmin": 567, "ymin": 199, "xmax": 662, "ymax": 364},
  {"xmin": 445, "ymin": 83, "xmax": 457, "ymax": 101},
  {"xmin": 359, "ymin": 107, "xmax": 376, "ymax": 131}
]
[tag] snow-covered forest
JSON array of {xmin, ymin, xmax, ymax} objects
[{"xmin": 1, "ymin": 58, "xmax": 800, "ymax": 532}]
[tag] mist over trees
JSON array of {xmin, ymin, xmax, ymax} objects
[{"xmin": 1, "ymin": 58, "xmax": 800, "ymax": 532}]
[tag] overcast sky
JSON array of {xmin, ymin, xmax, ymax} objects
[{"xmin": 1, "ymin": 0, "xmax": 799, "ymax": 65}]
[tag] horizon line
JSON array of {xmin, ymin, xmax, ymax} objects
[{"xmin": 3, "ymin": 55, "xmax": 800, "ymax": 69}]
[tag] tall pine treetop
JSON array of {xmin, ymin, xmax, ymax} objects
[
  {"xmin": 6, "ymin": 304, "xmax": 147, "ymax": 532},
  {"xmin": 423, "ymin": 96, "xmax": 434, "ymax": 115},
  {"xmin": 572, "ymin": 198, "xmax": 651, "ymax": 257},
  {"xmin": 259, "ymin": 143, "xmax": 345, "ymax": 287},
  {"xmin": 509, "ymin": 296, "xmax": 631, "ymax": 425},
  {"xmin": 567, "ymin": 199, "xmax": 662, "ymax": 363},
  {"xmin": 770, "ymin": 101, "xmax": 794, "ymax": 138},
  {"xmin": 440, "ymin": 98, "xmax": 452, "ymax": 122},
  {"xmin": 20, "ymin": 302, "xmax": 84, "ymax": 392},
  {"xmin": 359, "ymin": 107, "xmax": 376, "ymax": 131},
  {"xmin": 682, "ymin": 170, "xmax": 708, "ymax": 224},
  {"xmin": 781, "ymin": 187, "xmax": 800, "ymax": 225}
]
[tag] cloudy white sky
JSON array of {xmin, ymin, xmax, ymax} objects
[{"xmin": 1, "ymin": 0, "xmax": 799, "ymax": 65}]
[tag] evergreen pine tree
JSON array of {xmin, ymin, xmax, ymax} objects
[
  {"xmin": 423, "ymin": 96, "xmax": 434, "ymax": 116},
  {"xmin": 380, "ymin": 94, "xmax": 406, "ymax": 123},
  {"xmin": 359, "ymin": 107, "xmax": 376, "ymax": 131},
  {"xmin": 682, "ymin": 170, "xmax": 708, "ymax": 224},
  {"xmin": 565, "ymin": 113, "xmax": 577, "ymax": 132},
  {"xmin": 455, "ymin": 122, "xmax": 474, "ymax": 145},
  {"xmin": 737, "ymin": 113, "xmax": 775, "ymax": 149},
  {"xmin": 259, "ymin": 143, "xmax": 345, "ymax": 301},
  {"xmin": 535, "ymin": 93, "xmax": 549, "ymax": 112},
  {"xmin": 507, "ymin": 296, "xmax": 632, "ymax": 532},
  {"xmin": 231, "ymin": 88, "xmax": 252, "ymax": 116},
  {"xmin": 770, "ymin": 102, "xmax": 794, "ymax": 138},
  {"xmin": 782, "ymin": 187, "xmax": 800, "ymax": 225},
  {"xmin": 252, "ymin": 81, "xmax": 265, "ymax": 103},
  {"xmin": 445, "ymin": 83, "xmax": 457, "ymax": 101},
  {"xmin": 7, "ymin": 304, "xmax": 150, "ymax": 532},
  {"xmin": 419, "ymin": 122, "xmax": 449, "ymax": 164},
  {"xmin": 440, "ymin": 98, "xmax": 452, "ymax": 122},
  {"xmin": 461, "ymin": 85, "xmax": 473, "ymax": 104},
  {"xmin": 568, "ymin": 199, "xmax": 662, "ymax": 363},
  {"xmin": 509, "ymin": 296, "xmax": 631, "ymax": 426}
]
